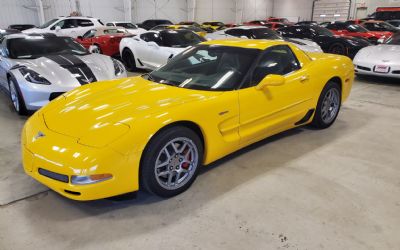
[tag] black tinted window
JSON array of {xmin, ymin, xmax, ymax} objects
[
  {"xmin": 160, "ymin": 30, "xmax": 205, "ymax": 48},
  {"xmin": 225, "ymin": 29, "xmax": 247, "ymax": 37},
  {"xmin": 250, "ymin": 45, "xmax": 300, "ymax": 85},
  {"xmin": 140, "ymin": 32, "xmax": 162, "ymax": 44},
  {"xmin": 52, "ymin": 19, "xmax": 77, "ymax": 30},
  {"xmin": 77, "ymin": 19, "xmax": 94, "ymax": 27},
  {"xmin": 82, "ymin": 29, "xmax": 96, "ymax": 38}
]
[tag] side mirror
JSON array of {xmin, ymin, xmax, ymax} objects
[
  {"xmin": 255, "ymin": 74, "xmax": 285, "ymax": 90},
  {"xmin": 55, "ymin": 26, "xmax": 61, "ymax": 31}
]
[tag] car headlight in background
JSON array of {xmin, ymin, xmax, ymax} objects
[
  {"xmin": 19, "ymin": 67, "xmax": 51, "ymax": 85},
  {"xmin": 112, "ymin": 58, "xmax": 125, "ymax": 76}
]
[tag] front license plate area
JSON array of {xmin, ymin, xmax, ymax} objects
[{"xmin": 374, "ymin": 65, "xmax": 390, "ymax": 73}]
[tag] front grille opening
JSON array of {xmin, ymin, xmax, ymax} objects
[
  {"xmin": 356, "ymin": 65, "xmax": 371, "ymax": 71},
  {"xmin": 392, "ymin": 70, "xmax": 400, "ymax": 74},
  {"xmin": 64, "ymin": 190, "xmax": 81, "ymax": 196},
  {"xmin": 38, "ymin": 168, "xmax": 69, "ymax": 183},
  {"xmin": 49, "ymin": 92, "xmax": 65, "ymax": 101}
]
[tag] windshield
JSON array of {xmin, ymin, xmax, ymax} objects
[
  {"xmin": 310, "ymin": 26, "xmax": 334, "ymax": 36},
  {"xmin": 157, "ymin": 20, "xmax": 173, "ymax": 25},
  {"xmin": 251, "ymin": 28, "xmax": 281, "ymax": 39},
  {"xmin": 178, "ymin": 26, "xmax": 204, "ymax": 32},
  {"xmin": 116, "ymin": 22, "xmax": 138, "ymax": 29},
  {"xmin": 205, "ymin": 22, "xmax": 224, "ymax": 26},
  {"xmin": 161, "ymin": 30, "xmax": 205, "ymax": 47},
  {"xmin": 347, "ymin": 24, "xmax": 368, "ymax": 32},
  {"xmin": 364, "ymin": 22, "xmax": 398, "ymax": 31},
  {"xmin": 146, "ymin": 45, "xmax": 259, "ymax": 91},
  {"xmin": 7, "ymin": 36, "xmax": 88, "ymax": 59},
  {"xmin": 39, "ymin": 18, "xmax": 58, "ymax": 29},
  {"xmin": 103, "ymin": 28, "xmax": 128, "ymax": 34}
]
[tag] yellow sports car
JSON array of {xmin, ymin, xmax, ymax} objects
[
  {"xmin": 201, "ymin": 21, "xmax": 226, "ymax": 31},
  {"xmin": 22, "ymin": 40, "xmax": 354, "ymax": 200}
]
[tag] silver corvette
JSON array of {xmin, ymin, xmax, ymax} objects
[
  {"xmin": 353, "ymin": 34, "xmax": 400, "ymax": 78},
  {"xmin": 0, "ymin": 33, "xmax": 127, "ymax": 115}
]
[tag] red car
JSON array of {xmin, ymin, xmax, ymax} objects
[
  {"xmin": 76, "ymin": 27, "xmax": 133, "ymax": 57},
  {"xmin": 264, "ymin": 22, "xmax": 287, "ymax": 30},
  {"xmin": 267, "ymin": 17, "xmax": 293, "ymax": 25},
  {"xmin": 325, "ymin": 22, "xmax": 392, "ymax": 43}
]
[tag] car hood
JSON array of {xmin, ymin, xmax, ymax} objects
[
  {"xmin": 42, "ymin": 76, "xmax": 221, "ymax": 139},
  {"xmin": 354, "ymin": 44, "xmax": 400, "ymax": 62},
  {"xmin": 22, "ymin": 28, "xmax": 46, "ymax": 34},
  {"xmin": 13, "ymin": 53, "xmax": 122, "ymax": 86}
]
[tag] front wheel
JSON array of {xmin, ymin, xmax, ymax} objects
[
  {"xmin": 9, "ymin": 78, "xmax": 28, "ymax": 115},
  {"xmin": 89, "ymin": 45, "xmax": 102, "ymax": 54},
  {"xmin": 329, "ymin": 43, "xmax": 346, "ymax": 55},
  {"xmin": 312, "ymin": 81, "xmax": 341, "ymax": 129},
  {"xmin": 140, "ymin": 126, "xmax": 203, "ymax": 198}
]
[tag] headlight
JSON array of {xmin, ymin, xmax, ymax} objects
[
  {"xmin": 112, "ymin": 59, "xmax": 125, "ymax": 76},
  {"xmin": 71, "ymin": 174, "xmax": 113, "ymax": 185},
  {"xmin": 19, "ymin": 67, "xmax": 51, "ymax": 85}
]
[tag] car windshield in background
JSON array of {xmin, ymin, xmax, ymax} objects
[
  {"xmin": 157, "ymin": 20, "xmax": 173, "ymax": 25},
  {"xmin": 179, "ymin": 26, "xmax": 204, "ymax": 32},
  {"xmin": 205, "ymin": 22, "xmax": 224, "ymax": 26},
  {"xmin": 161, "ymin": 30, "xmax": 205, "ymax": 47},
  {"xmin": 347, "ymin": 24, "xmax": 368, "ymax": 32},
  {"xmin": 8, "ymin": 37, "xmax": 88, "ymax": 59},
  {"xmin": 39, "ymin": 19, "xmax": 58, "ymax": 29},
  {"xmin": 251, "ymin": 28, "xmax": 282, "ymax": 39},
  {"xmin": 311, "ymin": 26, "xmax": 334, "ymax": 36},
  {"xmin": 147, "ymin": 45, "xmax": 259, "ymax": 91},
  {"xmin": 116, "ymin": 23, "xmax": 138, "ymax": 29}
]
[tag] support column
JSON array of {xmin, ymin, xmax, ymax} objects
[
  {"xmin": 123, "ymin": 0, "xmax": 132, "ymax": 21},
  {"xmin": 35, "ymin": 0, "xmax": 45, "ymax": 24}
]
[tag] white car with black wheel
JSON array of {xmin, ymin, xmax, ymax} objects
[
  {"xmin": 0, "ymin": 34, "xmax": 126, "ymax": 115},
  {"xmin": 120, "ymin": 29, "xmax": 206, "ymax": 71},
  {"xmin": 106, "ymin": 21, "xmax": 146, "ymax": 35},
  {"xmin": 353, "ymin": 34, "xmax": 400, "ymax": 78},
  {"xmin": 23, "ymin": 16, "xmax": 104, "ymax": 38},
  {"xmin": 206, "ymin": 26, "xmax": 323, "ymax": 53}
]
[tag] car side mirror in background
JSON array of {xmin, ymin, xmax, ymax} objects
[{"xmin": 256, "ymin": 74, "xmax": 285, "ymax": 90}]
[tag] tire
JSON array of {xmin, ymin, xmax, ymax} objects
[
  {"xmin": 329, "ymin": 43, "xmax": 346, "ymax": 55},
  {"xmin": 90, "ymin": 44, "xmax": 102, "ymax": 54},
  {"xmin": 312, "ymin": 81, "xmax": 341, "ymax": 129},
  {"xmin": 140, "ymin": 126, "xmax": 203, "ymax": 198},
  {"xmin": 8, "ymin": 77, "xmax": 28, "ymax": 115},
  {"xmin": 122, "ymin": 49, "xmax": 137, "ymax": 71}
]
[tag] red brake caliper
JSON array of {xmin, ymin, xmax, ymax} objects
[{"xmin": 181, "ymin": 149, "xmax": 191, "ymax": 169}]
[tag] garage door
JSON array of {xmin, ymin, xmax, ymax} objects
[{"xmin": 312, "ymin": 0, "xmax": 351, "ymax": 22}]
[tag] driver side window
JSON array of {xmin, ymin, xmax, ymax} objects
[
  {"xmin": 249, "ymin": 45, "xmax": 301, "ymax": 86},
  {"xmin": 51, "ymin": 19, "xmax": 77, "ymax": 30},
  {"xmin": 140, "ymin": 32, "xmax": 162, "ymax": 45}
]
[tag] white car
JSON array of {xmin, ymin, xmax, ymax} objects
[
  {"xmin": 353, "ymin": 34, "xmax": 400, "ymax": 78},
  {"xmin": 0, "ymin": 34, "xmax": 126, "ymax": 115},
  {"xmin": 106, "ymin": 22, "xmax": 146, "ymax": 35},
  {"xmin": 206, "ymin": 26, "xmax": 323, "ymax": 53},
  {"xmin": 23, "ymin": 16, "xmax": 104, "ymax": 38},
  {"xmin": 120, "ymin": 29, "xmax": 205, "ymax": 71}
]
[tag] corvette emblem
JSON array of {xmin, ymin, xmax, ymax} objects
[{"xmin": 34, "ymin": 131, "xmax": 46, "ymax": 140}]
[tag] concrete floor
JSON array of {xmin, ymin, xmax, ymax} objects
[{"xmin": 0, "ymin": 74, "xmax": 399, "ymax": 250}]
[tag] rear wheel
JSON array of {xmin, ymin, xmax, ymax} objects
[
  {"xmin": 140, "ymin": 126, "xmax": 203, "ymax": 198},
  {"xmin": 329, "ymin": 43, "xmax": 346, "ymax": 55},
  {"xmin": 312, "ymin": 81, "xmax": 341, "ymax": 129},
  {"xmin": 122, "ymin": 49, "xmax": 137, "ymax": 71},
  {"xmin": 9, "ymin": 78, "xmax": 27, "ymax": 115}
]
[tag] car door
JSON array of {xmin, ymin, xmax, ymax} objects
[
  {"xmin": 238, "ymin": 45, "xmax": 314, "ymax": 144},
  {"xmin": 137, "ymin": 32, "xmax": 161, "ymax": 67},
  {"xmin": 0, "ymin": 45, "xmax": 9, "ymax": 87}
]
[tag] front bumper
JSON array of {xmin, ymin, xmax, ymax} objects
[
  {"xmin": 353, "ymin": 63, "xmax": 400, "ymax": 79},
  {"xmin": 22, "ymin": 113, "xmax": 141, "ymax": 200}
]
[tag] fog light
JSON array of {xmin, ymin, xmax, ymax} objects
[{"xmin": 71, "ymin": 174, "xmax": 112, "ymax": 185}]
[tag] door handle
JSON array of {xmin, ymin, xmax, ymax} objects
[{"xmin": 300, "ymin": 75, "xmax": 309, "ymax": 82}]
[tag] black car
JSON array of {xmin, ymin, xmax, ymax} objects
[
  {"xmin": 277, "ymin": 25, "xmax": 371, "ymax": 58},
  {"xmin": 0, "ymin": 29, "xmax": 21, "ymax": 42},
  {"xmin": 386, "ymin": 20, "xmax": 400, "ymax": 28},
  {"xmin": 138, "ymin": 19, "xmax": 173, "ymax": 30},
  {"xmin": 8, "ymin": 24, "xmax": 36, "ymax": 31}
]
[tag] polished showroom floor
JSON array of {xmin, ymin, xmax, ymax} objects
[{"xmin": 0, "ymin": 74, "xmax": 399, "ymax": 250}]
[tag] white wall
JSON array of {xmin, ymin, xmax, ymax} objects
[
  {"xmin": 133, "ymin": 0, "xmax": 188, "ymax": 23},
  {"xmin": 240, "ymin": 0, "xmax": 273, "ymax": 22},
  {"xmin": 272, "ymin": 0, "xmax": 314, "ymax": 22},
  {"xmin": 42, "ymin": 0, "xmax": 76, "ymax": 21},
  {"xmin": 195, "ymin": 0, "xmax": 236, "ymax": 23},
  {"xmin": 79, "ymin": 0, "xmax": 125, "ymax": 23},
  {"xmin": 0, "ymin": 0, "xmax": 40, "ymax": 27}
]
